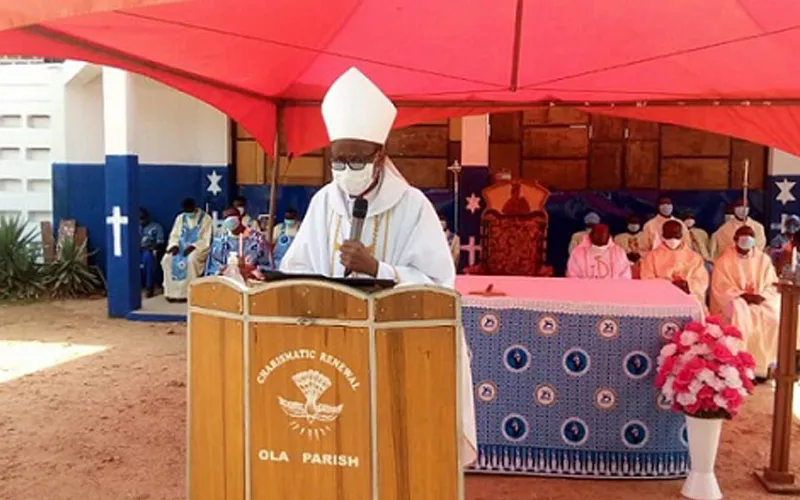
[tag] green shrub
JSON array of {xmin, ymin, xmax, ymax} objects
[
  {"xmin": 41, "ymin": 238, "xmax": 104, "ymax": 299},
  {"xmin": 0, "ymin": 216, "xmax": 105, "ymax": 301},
  {"xmin": 0, "ymin": 216, "xmax": 45, "ymax": 300}
]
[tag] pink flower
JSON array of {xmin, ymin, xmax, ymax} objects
[
  {"xmin": 660, "ymin": 356, "xmax": 677, "ymax": 374},
  {"xmin": 655, "ymin": 371, "xmax": 668, "ymax": 388},
  {"xmin": 685, "ymin": 401, "xmax": 702, "ymax": 415},
  {"xmin": 685, "ymin": 357, "xmax": 705, "ymax": 374},
  {"xmin": 706, "ymin": 316, "xmax": 722, "ymax": 325},
  {"xmin": 705, "ymin": 359, "xmax": 722, "ymax": 374},
  {"xmin": 737, "ymin": 351, "xmax": 756, "ymax": 370},
  {"xmin": 723, "ymin": 325, "xmax": 743, "ymax": 340},
  {"xmin": 711, "ymin": 343, "xmax": 736, "ymax": 364},
  {"xmin": 722, "ymin": 387, "xmax": 744, "ymax": 412},
  {"xmin": 740, "ymin": 373, "xmax": 755, "ymax": 392},
  {"xmin": 697, "ymin": 385, "xmax": 716, "ymax": 402},
  {"xmin": 700, "ymin": 333, "xmax": 717, "ymax": 346},
  {"xmin": 685, "ymin": 321, "xmax": 705, "ymax": 332}
]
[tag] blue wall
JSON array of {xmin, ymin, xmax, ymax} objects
[
  {"xmin": 241, "ymin": 182, "xmax": 769, "ymax": 277},
  {"xmin": 53, "ymin": 163, "xmax": 776, "ymax": 280},
  {"xmin": 52, "ymin": 163, "xmax": 230, "ymax": 275}
]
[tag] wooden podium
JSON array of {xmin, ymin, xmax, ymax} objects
[{"xmin": 187, "ymin": 277, "xmax": 465, "ymax": 500}]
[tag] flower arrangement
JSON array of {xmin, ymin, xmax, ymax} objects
[{"xmin": 655, "ymin": 316, "xmax": 756, "ymax": 419}]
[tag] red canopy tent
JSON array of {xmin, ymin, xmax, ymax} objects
[
  {"xmin": 1, "ymin": 0, "xmax": 800, "ymax": 157},
  {"xmin": 0, "ymin": 0, "xmax": 180, "ymax": 31}
]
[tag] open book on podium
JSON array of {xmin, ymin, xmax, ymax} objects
[{"xmin": 187, "ymin": 274, "xmax": 466, "ymax": 500}]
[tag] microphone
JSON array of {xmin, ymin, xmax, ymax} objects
[{"xmin": 344, "ymin": 198, "xmax": 368, "ymax": 277}]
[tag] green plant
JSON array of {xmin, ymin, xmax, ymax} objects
[
  {"xmin": 41, "ymin": 238, "xmax": 104, "ymax": 299},
  {"xmin": 0, "ymin": 216, "xmax": 45, "ymax": 300}
]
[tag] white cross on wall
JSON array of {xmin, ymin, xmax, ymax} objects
[
  {"xmin": 105, "ymin": 206, "xmax": 129, "ymax": 257},
  {"xmin": 460, "ymin": 236, "xmax": 481, "ymax": 266}
]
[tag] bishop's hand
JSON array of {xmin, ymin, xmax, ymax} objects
[{"xmin": 339, "ymin": 240, "xmax": 379, "ymax": 277}]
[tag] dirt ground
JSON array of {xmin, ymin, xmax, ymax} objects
[{"xmin": 1, "ymin": 299, "xmax": 799, "ymax": 500}]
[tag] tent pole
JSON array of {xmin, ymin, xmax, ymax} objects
[{"xmin": 266, "ymin": 105, "xmax": 283, "ymax": 248}]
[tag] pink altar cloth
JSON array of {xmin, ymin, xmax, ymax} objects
[{"xmin": 455, "ymin": 276, "xmax": 703, "ymax": 319}]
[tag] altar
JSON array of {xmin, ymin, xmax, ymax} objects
[{"xmin": 456, "ymin": 276, "xmax": 704, "ymax": 479}]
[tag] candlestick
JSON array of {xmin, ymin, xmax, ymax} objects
[
  {"xmin": 447, "ymin": 160, "xmax": 462, "ymax": 234},
  {"xmin": 743, "ymin": 159, "xmax": 750, "ymax": 208}
]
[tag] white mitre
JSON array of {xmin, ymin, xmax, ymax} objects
[{"xmin": 321, "ymin": 67, "xmax": 398, "ymax": 145}]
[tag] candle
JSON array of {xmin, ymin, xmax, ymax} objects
[{"xmin": 239, "ymin": 232, "xmax": 244, "ymax": 257}]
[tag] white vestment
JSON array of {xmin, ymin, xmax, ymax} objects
[
  {"xmin": 642, "ymin": 215, "xmax": 691, "ymax": 251},
  {"xmin": 568, "ymin": 229, "xmax": 589, "ymax": 254},
  {"xmin": 161, "ymin": 211, "xmax": 212, "ymax": 299},
  {"xmin": 709, "ymin": 217, "xmax": 767, "ymax": 261},
  {"xmin": 640, "ymin": 243, "xmax": 709, "ymax": 311},
  {"xmin": 566, "ymin": 242, "xmax": 632, "ymax": 279},
  {"xmin": 687, "ymin": 227, "xmax": 712, "ymax": 262},
  {"xmin": 280, "ymin": 161, "xmax": 478, "ymax": 465},
  {"xmin": 614, "ymin": 231, "xmax": 648, "ymax": 262},
  {"xmin": 710, "ymin": 246, "xmax": 780, "ymax": 376}
]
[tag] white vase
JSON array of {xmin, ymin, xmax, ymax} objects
[{"xmin": 682, "ymin": 415, "xmax": 723, "ymax": 500}]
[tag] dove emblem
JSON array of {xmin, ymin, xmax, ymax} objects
[{"xmin": 278, "ymin": 369, "xmax": 343, "ymax": 440}]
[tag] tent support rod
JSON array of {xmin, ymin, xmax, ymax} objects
[
  {"xmin": 283, "ymin": 98, "xmax": 800, "ymax": 108},
  {"xmin": 508, "ymin": 0, "xmax": 524, "ymax": 91},
  {"xmin": 266, "ymin": 106, "xmax": 283, "ymax": 248}
]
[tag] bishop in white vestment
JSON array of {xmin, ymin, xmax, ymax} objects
[{"xmin": 279, "ymin": 67, "xmax": 477, "ymax": 465}]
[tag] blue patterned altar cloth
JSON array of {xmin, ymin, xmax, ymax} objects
[{"xmin": 462, "ymin": 281, "xmax": 703, "ymax": 479}]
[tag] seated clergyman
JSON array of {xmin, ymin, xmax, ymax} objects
[
  {"xmin": 566, "ymin": 224, "xmax": 631, "ymax": 280},
  {"xmin": 640, "ymin": 220, "xmax": 709, "ymax": 311},
  {"xmin": 161, "ymin": 197, "xmax": 212, "ymax": 302}
]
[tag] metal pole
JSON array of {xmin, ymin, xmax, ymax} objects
[
  {"xmin": 266, "ymin": 106, "xmax": 282, "ymax": 248},
  {"xmin": 448, "ymin": 160, "xmax": 462, "ymax": 234}
]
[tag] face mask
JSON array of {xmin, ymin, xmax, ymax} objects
[
  {"xmin": 737, "ymin": 236, "xmax": 756, "ymax": 251},
  {"xmin": 223, "ymin": 216, "xmax": 240, "ymax": 231},
  {"xmin": 734, "ymin": 206, "xmax": 749, "ymax": 220},
  {"xmin": 440, "ymin": 221, "xmax": 447, "ymax": 231},
  {"xmin": 684, "ymin": 219, "xmax": 695, "ymax": 228},
  {"xmin": 236, "ymin": 206, "xmax": 245, "ymax": 215},
  {"xmin": 724, "ymin": 214, "xmax": 733, "ymax": 222},
  {"xmin": 787, "ymin": 224, "xmax": 800, "ymax": 235},
  {"xmin": 332, "ymin": 163, "xmax": 375, "ymax": 196},
  {"xmin": 285, "ymin": 219, "xmax": 296, "ymax": 227},
  {"xmin": 627, "ymin": 224, "xmax": 640, "ymax": 233},
  {"xmin": 184, "ymin": 209, "xmax": 196, "ymax": 218},
  {"xmin": 659, "ymin": 203, "xmax": 673, "ymax": 217},
  {"xmin": 664, "ymin": 238, "xmax": 682, "ymax": 250},
  {"xmin": 591, "ymin": 241, "xmax": 610, "ymax": 251}
]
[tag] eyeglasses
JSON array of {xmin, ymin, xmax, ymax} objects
[{"xmin": 331, "ymin": 148, "xmax": 381, "ymax": 171}]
